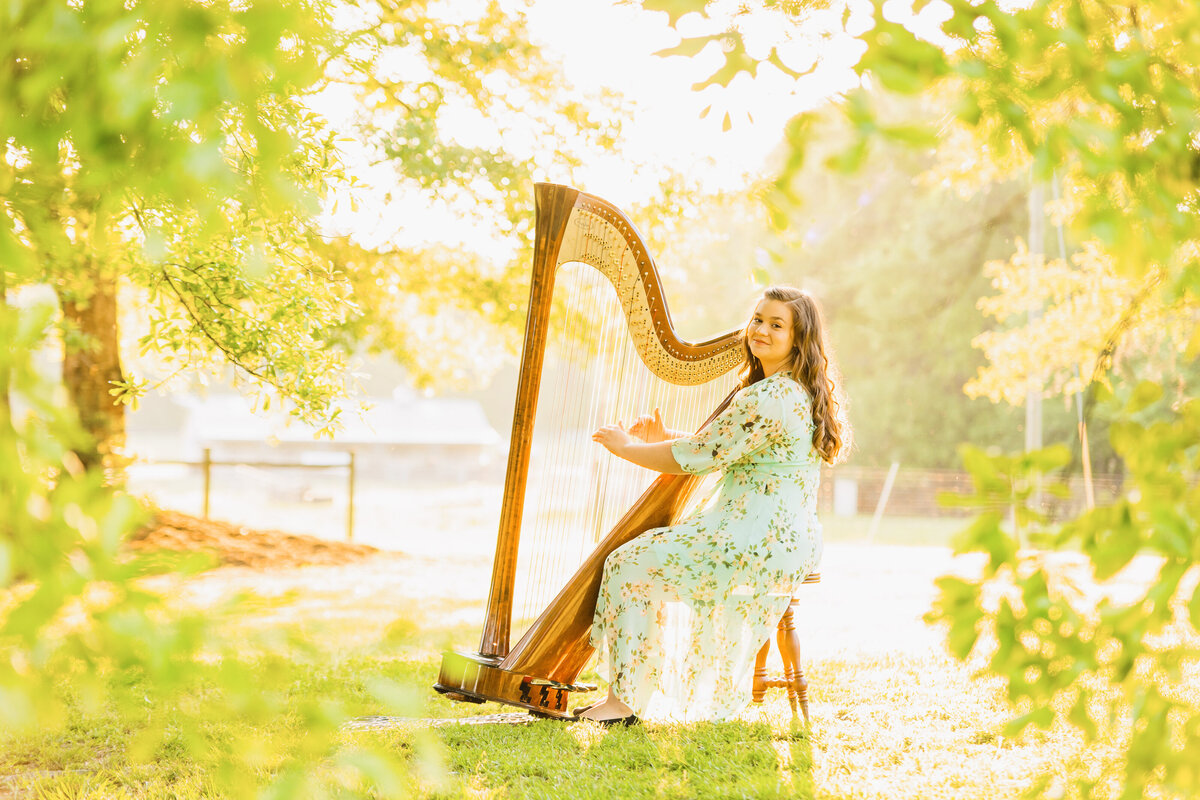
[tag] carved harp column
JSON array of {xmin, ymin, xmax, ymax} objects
[{"xmin": 434, "ymin": 183, "xmax": 744, "ymax": 718}]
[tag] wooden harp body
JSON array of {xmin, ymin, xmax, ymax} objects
[{"xmin": 434, "ymin": 183, "xmax": 744, "ymax": 718}]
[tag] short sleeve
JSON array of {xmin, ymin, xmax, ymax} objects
[{"xmin": 670, "ymin": 384, "xmax": 787, "ymax": 476}]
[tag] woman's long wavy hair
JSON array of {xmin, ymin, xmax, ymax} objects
[{"xmin": 739, "ymin": 286, "xmax": 851, "ymax": 465}]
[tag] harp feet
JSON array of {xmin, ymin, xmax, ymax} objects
[{"xmin": 437, "ymin": 690, "xmax": 485, "ymax": 704}]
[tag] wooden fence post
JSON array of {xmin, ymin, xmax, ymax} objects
[
  {"xmin": 346, "ymin": 450, "xmax": 356, "ymax": 542},
  {"xmin": 867, "ymin": 461, "xmax": 900, "ymax": 543},
  {"xmin": 202, "ymin": 447, "xmax": 212, "ymax": 520}
]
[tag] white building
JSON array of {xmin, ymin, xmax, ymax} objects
[{"xmin": 180, "ymin": 392, "xmax": 502, "ymax": 481}]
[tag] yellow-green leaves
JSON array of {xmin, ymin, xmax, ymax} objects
[
  {"xmin": 859, "ymin": 11, "xmax": 950, "ymax": 95},
  {"xmin": 1190, "ymin": 583, "xmax": 1200, "ymax": 630},
  {"xmin": 927, "ymin": 575, "xmax": 984, "ymax": 659},
  {"xmin": 641, "ymin": 0, "xmax": 710, "ymax": 27},
  {"xmin": 691, "ymin": 31, "xmax": 760, "ymax": 91}
]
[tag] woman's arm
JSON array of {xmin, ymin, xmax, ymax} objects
[{"xmin": 592, "ymin": 423, "xmax": 688, "ymax": 474}]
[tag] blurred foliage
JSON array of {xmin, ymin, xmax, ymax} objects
[
  {"xmin": 644, "ymin": 0, "xmax": 1200, "ymax": 796},
  {"xmin": 624, "ymin": 102, "xmax": 1107, "ymax": 469},
  {"xmin": 761, "ymin": 101, "xmax": 1098, "ymax": 470},
  {"xmin": 969, "ymin": 239, "xmax": 1199, "ymax": 407},
  {"xmin": 318, "ymin": 0, "xmax": 633, "ymax": 392},
  {"xmin": 0, "ymin": 301, "xmax": 427, "ymax": 796},
  {"xmin": 1, "ymin": 0, "xmax": 352, "ymax": 468}
]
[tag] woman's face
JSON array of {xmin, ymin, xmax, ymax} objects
[{"xmin": 746, "ymin": 298, "xmax": 796, "ymax": 374}]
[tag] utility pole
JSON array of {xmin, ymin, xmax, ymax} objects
[
  {"xmin": 1052, "ymin": 175, "xmax": 1095, "ymax": 510},
  {"xmin": 1026, "ymin": 177, "xmax": 1045, "ymax": 515}
]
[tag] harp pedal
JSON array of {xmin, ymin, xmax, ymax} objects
[
  {"xmin": 525, "ymin": 678, "xmax": 598, "ymax": 692},
  {"xmin": 434, "ymin": 651, "xmax": 596, "ymax": 719}
]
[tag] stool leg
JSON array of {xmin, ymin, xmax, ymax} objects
[
  {"xmin": 777, "ymin": 600, "xmax": 809, "ymax": 723},
  {"xmin": 752, "ymin": 638, "xmax": 770, "ymax": 704}
]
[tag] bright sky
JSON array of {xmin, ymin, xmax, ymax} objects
[
  {"xmin": 523, "ymin": 0, "xmax": 865, "ymax": 206},
  {"xmin": 318, "ymin": 0, "xmax": 948, "ymax": 260}
]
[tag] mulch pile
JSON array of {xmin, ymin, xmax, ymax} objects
[{"xmin": 126, "ymin": 509, "xmax": 381, "ymax": 570}]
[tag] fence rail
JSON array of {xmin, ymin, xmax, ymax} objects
[
  {"xmin": 818, "ymin": 465, "xmax": 1123, "ymax": 520},
  {"xmin": 138, "ymin": 448, "xmax": 358, "ymax": 541},
  {"xmin": 129, "ymin": 452, "xmax": 1124, "ymax": 547}
]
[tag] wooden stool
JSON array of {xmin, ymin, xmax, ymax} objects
[{"xmin": 751, "ymin": 571, "xmax": 821, "ymax": 723}]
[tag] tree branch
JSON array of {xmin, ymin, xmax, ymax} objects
[{"xmin": 160, "ymin": 270, "xmax": 278, "ymax": 388}]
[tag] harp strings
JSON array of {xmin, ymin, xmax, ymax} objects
[{"xmin": 510, "ymin": 254, "xmax": 738, "ymax": 635}]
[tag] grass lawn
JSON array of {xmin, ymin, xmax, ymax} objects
[
  {"xmin": 0, "ymin": 517, "xmax": 1141, "ymax": 798},
  {"xmin": 0, "ymin": 632, "xmax": 1113, "ymax": 800}
]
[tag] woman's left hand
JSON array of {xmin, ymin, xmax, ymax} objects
[{"xmin": 592, "ymin": 422, "xmax": 634, "ymax": 455}]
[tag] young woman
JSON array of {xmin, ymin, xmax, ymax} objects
[{"xmin": 582, "ymin": 286, "xmax": 849, "ymax": 724}]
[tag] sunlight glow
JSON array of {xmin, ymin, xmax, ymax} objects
[
  {"xmin": 315, "ymin": 0, "xmax": 876, "ymax": 261},
  {"xmin": 525, "ymin": 0, "xmax": 864, "ymax": 206}
]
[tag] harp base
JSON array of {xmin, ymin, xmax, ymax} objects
[{"xmin": 434, "ymin": 651, "xmax": 597, "ymax": 720}]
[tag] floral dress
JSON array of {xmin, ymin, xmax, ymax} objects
[{"xmin": 588, "ymin": 371, "xmax": 823, "ymax": 722}]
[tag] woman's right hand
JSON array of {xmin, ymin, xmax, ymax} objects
[
  {"xmin": 628, "ymin": 408, "xmax": 668, "ymax": 443},
  {"xmin": 592, "ymin": 422, "xmax": 634, "ymax": 456}
]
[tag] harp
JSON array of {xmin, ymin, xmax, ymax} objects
[{"xmin": 434, "ymin": 183, "xmax": 744, "ymax": 718}]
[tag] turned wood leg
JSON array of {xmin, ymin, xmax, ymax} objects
[
  {"xmin": 777, "ymin": 599, "xmax": 809, "ymax": 723},
  {"xmin": 752, "ymin": 638, "xmax": 770, "ymax": 704}
]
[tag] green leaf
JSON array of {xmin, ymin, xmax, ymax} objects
[
  {"xmin": 336, "ymin": 749, "xmax": 406, "ymax": 797},
  {"xmin": 1189, "ymin": 582, "xmax": 1200, "ymax": 630},
  {"xmin": 692, "ymin": 34, "xmax": 758, "ymax": 91},
  {"xmin": 825, "ymin": 137, "xmax": 869, "ymax": 173},
  {"xmin": 929, "ymin": 575, "xmax": 984, "ymax": 659},
  {"xmin": 365, "ymin": 676, "xmax": 421, "ymax": 714},
  {"xmin": 1068, "ymin": 690, "xmax": 1097, "ymax": 739},
  {"xmin": 1025, "ymin": 443, "xmax": 1071, "ymax": 472},
  {"xmin": 951, "ymin": 512, "xmax": 1016, "ymax": 572},
  {"xmin": 641, "ymin": 0, "xmax": 709, "ymax": 27},
  {"xmin": 1083, "ymin": 504, "xmax": 1141, "ymax": 579},
  {"xmin": 654, "ymin": 34, "xmax": 722, "ymax": 59},
  {"xmin": 880, "ymin": 123, "xmax": 937, "ymax": 147},
  {"xmin": 1003, "ymin": 704, "xmax": 1054, "ymax": 736},
  {"xmin": 766, "ymin": 48, "xmax": 816, "ymax": 80},
  {"xmin": 1126, "ymin": 380, "xmax": 1163, "ymax": 413}
]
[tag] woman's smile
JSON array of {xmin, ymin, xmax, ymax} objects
[{"xmin": 746, "ymin": 298, "xmax": 795, "ymax": 375}]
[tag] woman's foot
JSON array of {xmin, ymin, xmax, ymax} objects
[
  {"xmin": 571, "ymin": 699, "xmax": 604, "ymax": 718},
  {"xmin": 577, "ymin": 691, "xmax": 636, "ymax": 724}
]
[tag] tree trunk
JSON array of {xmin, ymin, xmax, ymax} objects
[{"xmin": 58, "ymin": 264, "xmax": 125, "ymax": 476}]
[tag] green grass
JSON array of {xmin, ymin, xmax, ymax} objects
[
  {"xmin": 820, "ymin": 514, "xmax": 967, "ymax": 548},
  {"xmin": 0, "ymin": 608, "xmax": 1114, "ymax": 800},
  {"xmin": 0, "ymin": 649, "xmax": 816, "ymax": 800}
]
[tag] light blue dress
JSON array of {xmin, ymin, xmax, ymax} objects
[{"xmin": 589, "ymin": 371, "xmax": 824, "ymax": 722}]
